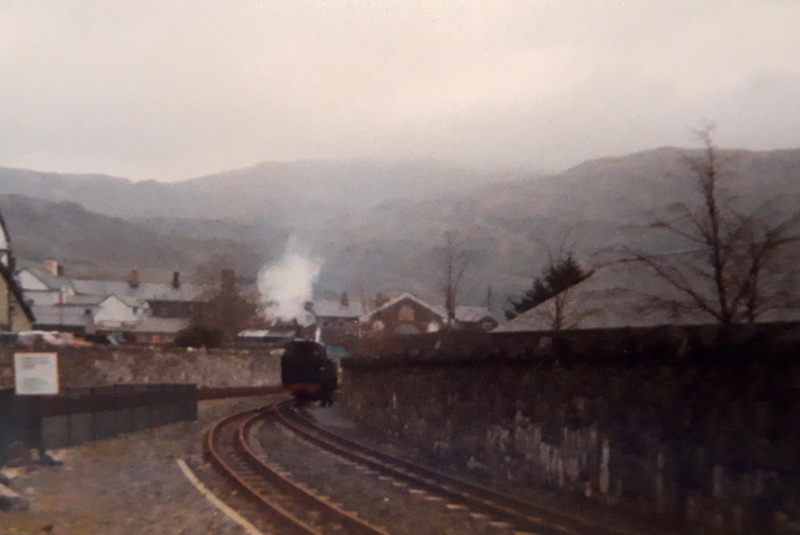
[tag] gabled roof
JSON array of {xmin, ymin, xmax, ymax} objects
[
  {"xmin": 99, "ymin": 294, "xmax": 145, "ymax": 309},
  {"xmin": 18, "ymin": 267, "xmax": 70, "ymax": 291},
  {"xmin": 313, "ymin": 298, "xmax": 364, "ymax": 318},
  {"xmin": 360, "ymin": 293, "xmax": 442, "ymax": 322}
]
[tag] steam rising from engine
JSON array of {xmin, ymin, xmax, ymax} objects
[{"xmin": 257, "ymin": 237, "xmax": 323, "ymax": 323}]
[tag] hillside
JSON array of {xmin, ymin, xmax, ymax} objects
[
  {"xmin": 0, "ymin": 195, "xmax": 264, "ymax": 281},
  {"xmin": 0, "ymin": 159, "xmax": 530, "ymax": 224},
  {"xmin": 306, "ymin": 147, "xmax": 800, "ymax": 305},
  {"xmin": 1, "ymin": 147, "xmax": 798, "ymax": 310}
]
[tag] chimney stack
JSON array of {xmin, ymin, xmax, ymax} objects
[
  {"xmin": 43, "ymin": 259, "xmax": 60, "ymax": 277},
  {"xmin": 340, "ymin": 291, "xmax": 349, "ymax": 307},
  {"xmin": 172, "ymin": 271, "xmax": 181, "ymax": 289},
  {"xmin": 128, "ymin": 268, "xmax": 140, "ymax": 288}
]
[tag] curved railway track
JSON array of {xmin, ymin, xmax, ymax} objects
[
  {"xmin": 273, "ymin": 402, "xmax": 645, "ymax": 535},
  {"xmin": 207, "ymin": 400, "xmax": 651, "ymax": 535},
  {"xmin": 204, "ymin": 404, "xmax": 391, "ymax": 535}
]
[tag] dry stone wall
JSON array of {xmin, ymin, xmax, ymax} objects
[
  {"xmin": 0, "ymin": 345, "xmax": 280, "ymax": 389},
  {"xmin": 340, "ymin": 326, "xmax": 800, "ymax": 535}
]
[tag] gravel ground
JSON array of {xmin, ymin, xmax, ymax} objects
[
  {"xmin": 1, "ymin": 397, "xmax": 680, "ymax": 535},
  {"xmin": 0, "ymin": 396, "xmax": 276, "ymax": 535},
  {"xmin": 302, "ymin": 404, "xmax": 682, "ymax": 535},
  {"xmin": 254, "ymin": 418, "xmax": 495, "ymax": 535}
]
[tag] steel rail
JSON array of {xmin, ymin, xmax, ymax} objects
[
  {"xmin": 275, "ymin": 403, "xmax": 642, "ymax": 535},
  {"xmin": 205, "ymin": 405, "xmax": 391, "ymax": 535}
]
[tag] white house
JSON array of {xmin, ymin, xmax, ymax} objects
[{"xmin": 93, "ymin": 294, "xmax": 149, "ymax": 330}]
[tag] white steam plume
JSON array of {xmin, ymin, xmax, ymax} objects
[{"xmin": 257, "ymin": 237, "xmax": 323, "ymax": 323}]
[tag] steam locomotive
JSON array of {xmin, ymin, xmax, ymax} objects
[{"xmin": 280, "ymin": 340, "xmax": 337, "ymax": 406}]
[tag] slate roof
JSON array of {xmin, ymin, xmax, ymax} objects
[
  {"xmin": 431, "ymin": 305, "xmax": 494, "ymax": 323},
  {"xmin": 31, "ymin": 304, "xmax": 94, "ymax": 328},
  {"xmin": 131, "ymin": 317, "xmax": 189, "ymax": 334},
  {"xmin": 313, "ymin": 299, "xmax": 364, "ymax": 318},
  {"xmin": 70, "ymin": 279, "xmax": 207, "ymax": 302},
  {"xmin": 20, "ymin": 267, "xmax": 69, "ymax": 291},
  {"xmin": 105, "ymin": 294, "xmax": 145, "ymax": 308},
  {"xmin": 63, "ymin": 294, "xmax": 106, "ymax": 306}
]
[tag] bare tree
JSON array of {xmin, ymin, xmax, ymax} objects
[
  {"xmin": 627, "ymin": 125, "xmax": 800, "ymax": 324},
  {"xmin": 440, "ymin": 231, "xmax": 470, "ymax": 328}
]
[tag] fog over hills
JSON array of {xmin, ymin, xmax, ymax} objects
[
  {"xmin": 0, "ymin": 159, "xmax": 531, "ymax": 223},
  {"xmin": 1, "ymin": 147, "xmax": 798, "ymax": 311}
]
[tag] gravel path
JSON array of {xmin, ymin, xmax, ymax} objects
[{"xmin": 0, "ymin": 396, "xmax": 275, "ymax": 535}]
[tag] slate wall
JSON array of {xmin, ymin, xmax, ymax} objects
[{"xmin": 340, "ymin": 325, "xmax": 800, "ymax": 534}]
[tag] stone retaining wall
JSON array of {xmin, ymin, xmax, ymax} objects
[
  {"xmin": 0, "ymin": 345, "xmax": 281, "ymax": 389},
  {"xmin": 340, "ymin": 325, "xmax": 800, "ymax": 534}
]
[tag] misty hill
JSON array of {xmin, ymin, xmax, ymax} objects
[
  {"xmin": 306, "ymin": 147, "xmax": 800, "ymax": 304},
  {"xmin": 0, "ymin": 159, "xmax": 530, "ymax": 225},
  {"xmin": 0, "ymin": 195, "xmax": 264, "ymax": 281},
  {"xmin": 1, "ymin": 147, "xmax": 798, "ymax": 310}
]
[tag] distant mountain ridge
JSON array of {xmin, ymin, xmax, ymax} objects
[
  {"xmin": 0, "ymin": 158, "xmax": 532, "ymax": 223},
  {"xmin": 1, "ymin": 147, "xmax": 798, "ymax": 309},
  {"xmin": 0, "ymin": 194, "xmax": 263, "ymax": 281}
]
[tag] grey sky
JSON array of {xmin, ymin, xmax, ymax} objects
[{"xmin": 2, "ymin": 0, "xmax": 799, "ymax": 182}]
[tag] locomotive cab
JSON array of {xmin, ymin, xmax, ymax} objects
[{"xmin": 280, "ymin": 340, "xmax": 337, "ymax": 406}]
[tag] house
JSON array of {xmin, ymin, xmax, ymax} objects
[
  {"xmin": 15, "ymin": 265, "xmax": 76, "ymax": 306},
  {"xmin": 312, "ymin": 292, "xmax": 364, "ymax": 342},
  {"xmin": 357, "ymin": 292, "xmax": 499, "ymax": 336},
  {"xmin": 432, "ymin": 305, "xmax": 498, "ymax": 331},
  {"xmin": 30, "ymin": 295, "xmax": 101, "ymax": 333},
  {"xmin": 360, "ymin": 293, "xmax": 444, "ymax": 335},
  {"xmin": 93, "ymin": 294, "xmax": 149, "ymax": 330},
  {"xmin": 70, "ymin": 269, "xmax": 208, "ymax": 319},
  {"xmin": 17, "ymin": 262, "xmax": 210, "ymax": 343},
  {"xmin": 128, "ymin": 317, "xmax": 189, "ymax": 345},
  {"xmin": 0, "ymin": 209, "xmax": 34, "ymax": 332}
]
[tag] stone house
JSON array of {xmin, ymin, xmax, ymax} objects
[{"xmin": 360, "ymin": 293, "xmax": 444, "ymax": 335}]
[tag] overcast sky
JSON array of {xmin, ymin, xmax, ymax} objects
[{"xmin": 2, "ymin": 1, "xmax": 799, "ymax": 182}]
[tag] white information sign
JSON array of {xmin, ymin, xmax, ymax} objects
[{"xmin": 14, "ymin": 352, "xmax": 59, "ymax": 395}]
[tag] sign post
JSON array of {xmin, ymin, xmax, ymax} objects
[
  {"xmin": 13, "ymin": 352, "xmax": 59, "ymax": 456},
  {"xmin": 14, "ymin": 352, "xmax": 59, "ymax": 396}
]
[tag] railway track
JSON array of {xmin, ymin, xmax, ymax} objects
[
  {"xmin": 273, "ymin": 402, "xmax": 645, "ymax": 535},
  {"xmin": 204, "ymin": 405, "xmax": 392, "ymax": 535},
  {"xmin": 207, "ymin": 401, "xmax": 652, "ymax": 535}
]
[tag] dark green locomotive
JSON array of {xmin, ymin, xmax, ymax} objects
[{"xmin": 280, "ymin": 340, "xmax": 337, "ymax": 406}]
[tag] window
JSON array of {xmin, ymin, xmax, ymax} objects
[{"xmin": 398, "ymin": 304, "xmax": 415, "ymax": 322}]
